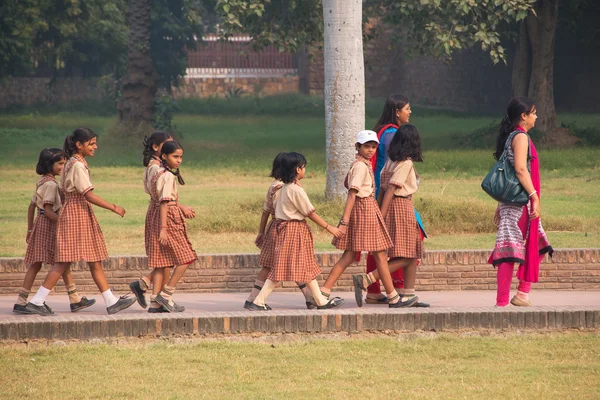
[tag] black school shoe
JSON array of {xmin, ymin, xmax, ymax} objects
[
  {"xmin": 13, "ymin": 304, "xmax": 35, "ymax": 314},
  {"xmin": 107, "ymin": 296, "xmax": 136, "ymax": 315},
  {"xmin": 129, "ymin": 280, "xmax": 148, "ymax": 308},
  {"xmin": 24, "ymin": 302, "xmax": 55, "ymax": 316},
  {"xmin": 317, "ymin": 297, "xmax": 345, "ymax": 310},
  {"xmin": 148, "ymin": 306, "xmax": 168, "ymax": 313},
  {"xmin": 389, "ymin": 295, "xmax": 419, "ymax": 308},
  {"xmin": 70, "ymin": 297, "xmax": 96, "ymax": 312},
  {"xmin": 244, "ymin": 300, "xmax": 272, "ymax": 310},
  {"xmin": 155, "ymin": 294, "xmax": 186, "ymax": 313},
  {"xmin": 352, "ymin": 275, "xmax": 366, "ymax": 307},
  {"xmin": 246, "ymin": 302, "xmax": 271, "ymax": 311}
]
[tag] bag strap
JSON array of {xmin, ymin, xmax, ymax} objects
[{"xmin": 502, "ymin": 130, "xmax": 529, "ymax": 160}]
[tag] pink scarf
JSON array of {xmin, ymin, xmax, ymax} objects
[{"xmin": 516, "ymin": 127, "xmax": 541, "ymax": 283}]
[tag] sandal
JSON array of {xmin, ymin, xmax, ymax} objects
[
  {"xmin": 365, "ymin": 296, "xmax": 389, "ymax": 305},
  {"xmin": 352, "ymin": 275, "xmax": 366, "ymax": 307}
]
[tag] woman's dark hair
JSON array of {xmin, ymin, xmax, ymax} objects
[
  {"xmin": 160, "ymin": 141, "xmax": 185, "ymax": 185},
  {"xmin": 36, "ymin": 148, "xmax": 66, "ymax": 175},
  {"xmin": 63, "ymin": 127, "xmax": 98, "ymax": 157},
  {"xmin": 143, "ymin": 131, "xmax": 172, "ymax": 166},
  {"xmin": 373, "ymin": 94, "xmax": 409, "ymax": 133},
  {"xmin": 494, "ymin": 97, "xmax": 535, "ymax": 160},
  {"xmin": 269, "ymin": 152, "xmax": 287, "ymax": 180},
  {"xmin": 388, "ymin": 124, "xmax": 423, "ymax": 162},
  {"xmin": 279, "ymin": 152, "xmax": 307, "ymax": 184}
]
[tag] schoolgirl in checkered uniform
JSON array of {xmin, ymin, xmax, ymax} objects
[
  {"xmin": 129, "ymin": 132, "xmax": 177, "ymax": 313},
  {"xmin": 248, "ymin": 152, "xmax": 345, "ymax": 311},
  {"xmin": 146, "ymin": 141, "xmax": 198, "ymax": 313},
  {"xmin": 353, "ymin": 124, "xmax": 425, "ymax": 307},
  {"xmin": 14, "ymin": 148, "xmax": 95, "ymax": 314},
  {"xmin": 25, "ymin": 128, "xmax": 135, "ymax": 316},
  {"xmin": 245, "ymin": 153, "xmax": 317, "ymax": 310},
  {"xmin": 319, "ymin": 131, "xmax": 406, "ymax": 308}
]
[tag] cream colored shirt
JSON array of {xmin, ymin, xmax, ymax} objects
[
  {"xmin": 63, "ymin": 160, "xmax": 94, "ymax": 195},
  {"xmin": 382, "ymin": 159, "xmax": 419, "ymax": 196},
  {"xmin": 31, "ymin": 179, "xmax": 62, "ymax": 212},
  {"xmin": 156, "ymin": 170, "xmax": 178, "ymax": 202},
  {"xmin": 144, "ymin": 162, "xmax": 162, "ymax": 195},
  {"xmin": 347, "ymin": 161, "xmax": 373, "ymax": 198},
  {"xmin": 275, "ymin": 183, "xmax": 315, "ymax": 221}
]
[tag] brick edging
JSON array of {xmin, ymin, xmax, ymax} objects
[
  {"xmin": 1, "ymin": 307, "xmax": 599, "ymax": 341},
  {"xmin": 1, "ymin": 249, "xmax": 599, "ymax": 295}
]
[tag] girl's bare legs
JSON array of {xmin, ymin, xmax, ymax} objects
[
  {"xmin": 321, "ymin": 251, "xmax": 358, "ymax": 297},
  {"xmin": 155, "ymin": 263, "xmax": 192, "ymax": 312}
]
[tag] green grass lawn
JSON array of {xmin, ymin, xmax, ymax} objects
[
  {"xmin": 0, "ymin": 108, "xmax": 598, "ymax": 256},
  {"xmin": 0, "ymin": 333, "xmax": 598, "ymax": 399}
]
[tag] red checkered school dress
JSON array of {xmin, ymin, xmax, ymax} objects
[
  {"xmin": 332, "ymin": 157, "xmax": 392, "ymax": 252},
  {"xmin": 380, "ymin": 161, "xmax": 423, "ymax": 259},
  {"xmin": 146, "ymin": 168, "xmax": 198, "ymax": 268},
  {"xmin": 24, "ymin": 176, "xmax": 60, "ymax": 265},
  {"xmin": 56, "ymin": 155, "xmax": 108, "ymax": 263},
  {"xmin": 269, "ymin": 183, "xmax": 321, "ymax": 282},
  {"xmin": 144, "ymin": 158, "xmax": 162, "ymax": 259},
  {"xmin": 257, "ymin": 181, "xmax": 283, "ymax": 268}
]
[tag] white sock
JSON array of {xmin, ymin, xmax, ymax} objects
[
  {"xmin": 30, "ymin": 286, "xmax": 51, "ymax": 306},
  {"xmin": 101, "ymin": 289, "xmax": 119, "ymax": 307},
  {"xmin": 307, "ymin": 280, "xmax": 328, "ymax": 307}
]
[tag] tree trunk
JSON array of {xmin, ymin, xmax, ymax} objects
[
  {"xmin": 526, "ymin": 0, "xmax": 577, "ymax": 146},
  {"xmin": 117, "ymin": 0, "xmax": 158, "ymax": 129},
  {"xmin": 511, "ymin": 20, "xmax": 530, "ymax": 98},
  {"xmin": 323, "ymin": 0, "xmax": 365, "ymax": 199}
]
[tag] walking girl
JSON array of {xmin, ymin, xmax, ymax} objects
[
  {"xmin": 146, "ymin": 141, "xmax": 198, "ymax": 312},
  {"xmin": 14, "ymin": 148, "xmax": 95, "ymax": 314},
  {"xmin": 353, "ymin": 124, "xmax": 425, "ymax": 307},
  {"xmin": 246, "ymin": 152, "xmax": 316, "ymax": 310},
  {"xmin": 248, "ymin": 152, "xmax": 345, "ymax": 310},
  {"xmin": 364, "ymin": 94, "xmax": 413, "ymax": 303},
  {"xmin": 490, "ymin": 97, "xmax": 553, "ymax": 307},
  {"xmin": 25, "ymin": 128, "xmax": 134, "ymax": 315},
  {"xmin": 129, "ymin": 132, "xmax": 174, "ymax": 312},
  {"xmin": 320, "ymin": 131, "xmax": 406, "ymax": 307}
]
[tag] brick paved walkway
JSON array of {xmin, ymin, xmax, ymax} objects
[{"xmin": 1, "ymin": 291, "xmax": 599, "ymax": 341}]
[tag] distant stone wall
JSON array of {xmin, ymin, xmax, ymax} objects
[
  {"xmin": 172, "ymin": 75, "xmax": 299, "ymax": 99},
  {"xmin": 1, "ymin": 249, "xmax": 598, "ymax": 295}
]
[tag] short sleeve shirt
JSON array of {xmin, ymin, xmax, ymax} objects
[
  {"xmin": 144, "ymin": 161, "xmax": 162, "ymax": 195},
  {"xmin": 381, "ymin": 159, "xmax": 419, "ymax": 196},
  {"xmin": 347, "ymin": 159, "xmax": 373, "ymax": 198},
  {"xmin": 275, "ymin": 183, "xmax": 315, "ymax": 221},
  {"xmin": 31, "ymin": 178, "xmax": 62, "ymax": 212},
  {"xmin": 63, "ymin": 159, "xmax": 93, "ymax": 195},
  {"xmin": 155, "ymin": 171, "xmax": 178, "ymax": 202}
]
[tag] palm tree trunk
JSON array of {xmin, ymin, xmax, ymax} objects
[
  {"xmin": 117, "ymin": 0, "xmax": 158, "ymax": 128},
  {"xmin": 323, "ymin": 0, "xmax": 365, "ymax": 199}
]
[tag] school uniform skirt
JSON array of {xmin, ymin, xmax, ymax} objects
[
  {"xmin": 385, "ymin": 196, "xmax": 424, "ymax": 259},
  {"xmin": 56, "ymin": 192, "xmax": 108, "ymax": 263},
  {"xmin": 24, "ymin": 210, "xmax": 57, "ymax": 265},
  {"xmin": 144, "ymin": 200, "xmax": 158, "ymax": 259},
  {"xmin": 258, "ymin": 217, "xmax": 279, "ymax": 268},
  {"xmin": 332, "ymin": 196, "xmax": 392, "ymax": 252},
  {"xmin": 147, "ymin": 203, "xmax": 198, "ymax": 268},
  {"xmin": 269, "ymin": 220, "xmax": 321, "ymax": 282}
]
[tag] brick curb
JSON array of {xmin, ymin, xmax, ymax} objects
[
  {"xmin": 1, "ymin": 249, "xmax": 600, "ymax": 295},
  {"xmin": 2, "ymin": 306, "xmax": 599, "ymax": 342}
]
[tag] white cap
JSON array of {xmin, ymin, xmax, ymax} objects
[{"xmin": 355, "ymin": 130, "xmax": 379, "ymax": 144}]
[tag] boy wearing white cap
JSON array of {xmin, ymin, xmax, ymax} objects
[{"xmin": 320, "ymin": 131, "xmax": 404, "ymax": 307}]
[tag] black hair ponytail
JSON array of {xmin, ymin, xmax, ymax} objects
[
  {"xmin": 269, "ymin": 152, "xmax": 287, "ymax": 180},
  {"xmin": 143, "ymin": 131, "xmax": 172, "ymax": 166},
  {"xmin": 494, "ymin": 97, "xmax": 535, "ymax": 160},
  {"xmin": 63, "ymin": 127, "xmax": 97, "ymax": 157}
]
